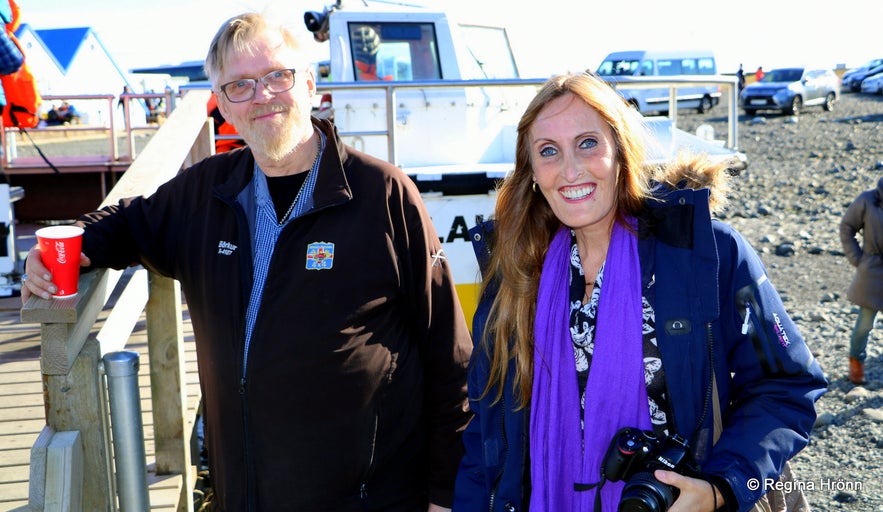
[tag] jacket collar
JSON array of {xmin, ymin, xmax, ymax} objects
[
  {"xmin": 643, "ymin": 185, "xmax": 720, "ymax": 323},
  {"xmin": 213, "ymin": 116, "xmax": 353, "ymax": 211}
]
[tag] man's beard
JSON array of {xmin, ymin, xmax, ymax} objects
[{"xmin": 237, "ymin": 106, "xmax": 304, "ymax": 161}]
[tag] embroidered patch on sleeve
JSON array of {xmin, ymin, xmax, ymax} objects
[
  {"xmin": 306, "ymin": 242, "xmax": 335, "ymax": 270},
  {"xmin": 772, "ymin": 312, "xmax": 791, "ymax": 348}
]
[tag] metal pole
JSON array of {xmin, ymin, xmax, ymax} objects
[
  {"xmin": 123, "ymin": 96, "xmax": 135, "ymax": 161},
  {"xmin": 103, "ymin": 351, "xmax": 151, "ymax": 511},
  {"xmin": 107, "ymin": 96, "xmax": 118, "ymax": 162},
  {"xmin": 386, "ymin": 85, "xmax": 396, "ymax": 167}
]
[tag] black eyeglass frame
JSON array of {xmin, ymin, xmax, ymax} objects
[{"xmin": 218, "ymin": 68, "xmax": 298, "ymax": 103}]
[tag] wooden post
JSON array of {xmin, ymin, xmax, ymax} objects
[
  {"xmin": 146, "ymin": 272, "xmax": 193, "ymax": 512},
  {"xmin": 28, "ymin": 425, "xmax": 55, "ymax": 510},
  {"xmin": 45, "ymin": 430, "xmax": 84, "ymax": 512},
  {"xmin": 22, "ymin": 270, "xmax": 117, "ymax": 377},
  {"xmin": 29, "ymin": 427, "xmax": 85, "ymax": 512},
  {"xmin": 43, "ymin": 338, "xmax": 113, "ymax": 512}
]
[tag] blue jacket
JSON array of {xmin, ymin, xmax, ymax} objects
[{"xmin": 453, "ymin": 184, "xmax": 827, "ymax": 512}]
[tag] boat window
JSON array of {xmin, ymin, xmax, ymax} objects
[
  {"xmin": 348, "ymin": 22, "xmax": 441, "ymax": 81},
  {"xmin": 459, "ymin": 25, "xmax": 519, "ymax": 79},
  {"xmin": 597, "ymin": 58, "xmax": 642, "ymax": 76}
]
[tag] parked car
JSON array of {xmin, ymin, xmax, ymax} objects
[
  {"xmin": 841, "ymin": 59, "xmax": 883, "ymax": 92},
  {"xmin": 595, "ymin": 49, "xmax": 721, "ymax": 115},
  {"xmin": 739, "ymin": 67, "xmax": 840, "ymax": 116},
  {"xmin": 861, "ymin": 71, "xmax": 883, "ymax": 95}
]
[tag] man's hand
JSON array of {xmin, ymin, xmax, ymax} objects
[
  {"xmin": 21, "ymin": 245, "xmax": 91, "ymax": 303},
  {"xmin": 428, "ymin": 504, "xmax": 451, "ymax": 512}
]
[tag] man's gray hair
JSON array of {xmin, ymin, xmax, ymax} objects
[{"xmin": 204, "ymin": 12, "xmax": 301, "ymax": 89}]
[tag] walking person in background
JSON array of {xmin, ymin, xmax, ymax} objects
[
  {"xmin": 117, "ymin": 85, "xmax": 132, "ymax": 110},
  {"xmin": 453, "ymin": 73, "xmax": 826, "ymax": 512},
  {"xmin": 21, "ymin": 11, "xmax": 472, "ymax": 511},
  {"xmin": 736, "ymin": 63, "xmax": 746, "ymax": 92},
  {"xmin": 840, "ymin": 177, "xmax": 883, "ymax": 385}
]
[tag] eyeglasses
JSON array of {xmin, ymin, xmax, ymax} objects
[{"xmin": 218, "ymin": 68, "xmax": 297, "ymax": 103}]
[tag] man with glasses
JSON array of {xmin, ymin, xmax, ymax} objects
[{"xmin": 21, "ymin": 12, "xmax": 471, "ymax": 512}]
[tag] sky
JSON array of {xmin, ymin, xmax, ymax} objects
[{"xmin": 18, "ymin": 0, "xmax": 882, "ymax": 80}]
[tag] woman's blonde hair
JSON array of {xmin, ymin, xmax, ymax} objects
[{"xmin": 481, "ymin": 72, "xmax": 653, "ymax": 407}]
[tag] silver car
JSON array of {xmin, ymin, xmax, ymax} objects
[{"xmin": 739, "ymin": 67, "xmax": 840, "ymax": 116}]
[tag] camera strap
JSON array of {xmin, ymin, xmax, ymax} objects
[
  {"xmin": 573, "ymin": 479, "xmax": 602, "ymax": 492},
  {"xmin": 711, "ymin": 373, "xmax": 722, "ymax": 443},
  {"xmin": 573, "ymin": 477, "xmax": 606, "ymax": 512}
]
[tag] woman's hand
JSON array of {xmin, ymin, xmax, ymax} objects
[{"xmin": 654, "ymin": 470, "xmax": 722, "ymax": 512}]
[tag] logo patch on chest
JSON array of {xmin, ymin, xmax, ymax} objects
[
  {"xmin": 217, "ymin": 240, "xmax": 238, "ymax": 256},
  {"xmin": 306, "ymin": 242, "xmax": 335, "ymax": 270}
]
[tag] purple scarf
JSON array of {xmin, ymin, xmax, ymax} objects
[{"xmin": 530, "ymin": 219, "xmax": 651, "ymax": 511}]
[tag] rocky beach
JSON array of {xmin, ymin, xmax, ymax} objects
[{"xmin": 677, "ymin": 91, "xmax": 883, "ymax": 511}]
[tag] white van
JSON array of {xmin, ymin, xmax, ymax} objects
[{"xmin": 596, "ymin": 50, "xmax": 721, "ymax": 115}]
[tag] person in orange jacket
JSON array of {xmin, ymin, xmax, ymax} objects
[
  {"xmin": 352, "ymin": 25, "xmax": 392, "ymax": 81},
  {"xmin": 207, "ymin": 92, "xmax": 245, "ymax": 153}
]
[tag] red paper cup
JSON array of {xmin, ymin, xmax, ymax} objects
[{"xmin": 35, "ymin": 225, "xmax": 84, "ymax": 298}]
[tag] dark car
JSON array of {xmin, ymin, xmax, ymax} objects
[
  {"xmin": 841, "ymin": 59, "xmax": 883, "ymax": 92},
  {"xmin": 739, "ymin": 67, "xmax": 840, "ymax": 116}
]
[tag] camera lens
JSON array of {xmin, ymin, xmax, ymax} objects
[{"xmin": 618, "ymin": 471, "xmax": 677, "ymax": 512}]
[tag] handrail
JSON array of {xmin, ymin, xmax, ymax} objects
[
  {"xmin": 316, "ymin": 74, "xmax": 741, "ymax": 168},
  {"xmin": 3, "ymin": 75, "xmax": 739, "ymax": 176},
  {"xmin": 319, "ymin": 78, "xmax": 546, "ymax": 167},
  {"xmin": 20, "ymin": 88, "xmax": 213, "ymax": 511},
  {"xmin": 601, "ymin": 74, "xmax": 741, "ymax": 149},
  {"xmin": 1, "ymin": 90, "xmax": 183, "ymax": 171},
  {"xmin": 0, "ymin": 94, "xmax": 118, "ymax": 168}
]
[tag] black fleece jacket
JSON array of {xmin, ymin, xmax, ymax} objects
[{"xmin": 79, "ymin": 118, "xmax": 472, "ymax": 511}]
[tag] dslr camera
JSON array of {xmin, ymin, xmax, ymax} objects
[{"xmin": 601, "ymin": 427, "xmax": 696, "ymax": 512}]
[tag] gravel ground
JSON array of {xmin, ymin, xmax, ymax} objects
[{"xmin": 676, "ymin": 91, "xmax": 883, "ymax": 511}]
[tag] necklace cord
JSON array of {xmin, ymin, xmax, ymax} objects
[{"xmin": 278, "ymin": 133, "xmax": 323, "ymax": 225}]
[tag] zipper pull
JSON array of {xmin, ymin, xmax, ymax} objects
[
  {"xmin": 360, "ymin": 483, "xmax": 367, "ymax": 499},
  {"xmin": 741, "ymin": 304, "xmax": 752, "ymax": 335},
  {"xmin": 239, "ymin": 377, "xmax": 246, "ymax": 395}
]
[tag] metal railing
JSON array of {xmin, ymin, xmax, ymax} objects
[
  {"xmin": 318, "ymin": 77, "xmax": 545, "ymax": 167},
  {"xmin": 317, "ymin": 75, "xmax": 741, "ymax": 167},
  {"xmin": 601, "ymin": 74, "xmax": 741, "ymax": 149},
  {"xmin": 1, "ymin": 90, "xmax": 182, "ymax": 171},
  {"xmin": 2, "ymin": 75, "xmax": 741, "ymax": 176}
]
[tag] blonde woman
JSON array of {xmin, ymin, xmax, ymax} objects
[{"xmin": 453, "ymin": 73, "xmax": 826, "ymax": 512}]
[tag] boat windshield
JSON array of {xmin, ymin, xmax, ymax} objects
[{"xmin": 458, "ymin": 24, "xmax": 519, "ymax": 79}]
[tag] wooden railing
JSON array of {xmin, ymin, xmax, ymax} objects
[{"xmin": 19, "ymin": 88, "xmax": 213, "ymax": 512}]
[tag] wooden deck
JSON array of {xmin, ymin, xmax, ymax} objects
[{"xmin": 0, "ymin": 225, "xmax": 201, "ymax": 511}]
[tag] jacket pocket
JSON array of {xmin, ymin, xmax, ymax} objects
[{"xmin": 735, "ymin": 284, "xmax": 787, "ymax": 375}]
